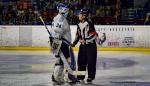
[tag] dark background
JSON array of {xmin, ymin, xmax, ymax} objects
[{"xmin": 0, "ymin": 0, "xmax": 150, "ymax": 25}]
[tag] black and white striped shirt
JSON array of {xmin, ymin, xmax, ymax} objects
[{"xmin": 73, "ymin": 21, "xmax": 97, "ymax": 45}]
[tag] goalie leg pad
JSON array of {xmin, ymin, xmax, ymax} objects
[{"xmin": 53, "ymin": 58, "xmax": 64, "ymax": 83}]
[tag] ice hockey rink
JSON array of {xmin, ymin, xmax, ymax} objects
[{"xmin": 0, "ymin": 50, "xmax": 150, "ymax": 86}]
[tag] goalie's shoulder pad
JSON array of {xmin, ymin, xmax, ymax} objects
[
  {"xmin": 54, "ymin": 14, "xmax": 65, "ymax": 22},
  {"xmin": 58, "ymin": 16, "xmax": 65, "ymax": 22}
]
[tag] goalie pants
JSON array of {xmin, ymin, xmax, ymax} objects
[{"xmin": 77, "ymin": 42, "xmax": 97, "ymax": 80}]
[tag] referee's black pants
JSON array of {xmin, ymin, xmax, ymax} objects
[{"xmin": 77, "ymin": 42, "xmax": 97, "ymax": 80}]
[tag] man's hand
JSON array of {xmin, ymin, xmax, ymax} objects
[
  {"xmin": 67, "ymin": 58, "xmax": 71, "ymax": 64},
  {"xmin": 80, "ymin": 39, "xmax": 85, "ymax": 44},
  {"xmin": 71, "ymin": 43, "xmax": 76, "ymax": 47}
]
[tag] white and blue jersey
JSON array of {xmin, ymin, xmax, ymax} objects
[{"xmin": 51, "ymin": 13, "xmax": 71, "ymax": 44}]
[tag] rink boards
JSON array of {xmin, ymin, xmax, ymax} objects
[{"xmin": 0, "ymin": 25, "xmax": 150, "ymax": 51}]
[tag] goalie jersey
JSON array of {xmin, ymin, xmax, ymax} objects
[{"xmin": 51, "ymin": 13, "xmax": 72, "ymax": 43}]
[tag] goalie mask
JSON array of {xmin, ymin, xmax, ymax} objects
[{"xmin": 57, "ymin": 3, "xmax": 69, "ymax": 17}]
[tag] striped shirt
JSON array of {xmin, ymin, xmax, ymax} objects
[{"xmin": 73, "ymin": 21, "xmax": 97, "ymax": 45}]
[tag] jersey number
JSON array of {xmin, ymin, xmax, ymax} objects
[{"xmin": 52, "ymin": 22, "xmax": 62, "ymax": 28}]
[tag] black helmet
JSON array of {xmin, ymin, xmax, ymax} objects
[{"xmin": 79, "ymin": 8, "xmax": 89, "ymax": 16}]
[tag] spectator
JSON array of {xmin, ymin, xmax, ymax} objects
[
  {"xmin": 46, "ymin": 0, "xmax": 55, "ymax": 10},
  {"xmin": 41, "ymin": 7, "xmax": 51, "ymax": 24},
  {"xmin": 2, "ymin": 6, "xmax": 9, "ymax": 24},
  {"xmin": 25, "ymin": 8, "xmax": 35, "ymax": 24},
  {"xmin": 0, "ymin": 1, "xmax": 3, "ymax": 24},
  {"xmin": 114, "ymin": 0, "xmax": 121, "ymax": 24},
  {"xmin": 39, "ymin": 0, "xmax": 47, "ymax": 10},
  {"xmin": 144, "ymin": 0, "xmax": 150, "ymax": 17},
  {"xmin": 144, "ymin": 12, "xmax": 150, "ymax": 25}
]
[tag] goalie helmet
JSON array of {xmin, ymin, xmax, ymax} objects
[{"xmin": 57, "ymin": 3, "xmax": 69, "ymax": 17}]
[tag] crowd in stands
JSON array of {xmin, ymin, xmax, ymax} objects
[{"xmin": 0, "ymin": 0, "xmax": 150, "ymax": 25}]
